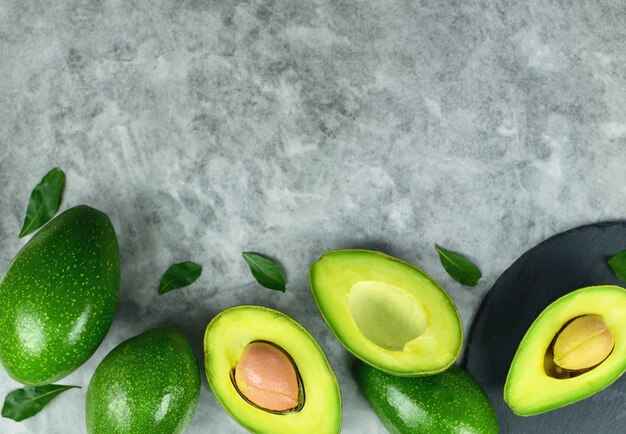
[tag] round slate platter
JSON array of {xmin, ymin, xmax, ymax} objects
[{"xmin": 462, "ymin": 222, "xmax": 626, "ymax": 433}]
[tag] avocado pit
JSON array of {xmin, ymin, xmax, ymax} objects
[
  {"xmin": 545, "ymin": 315, "xmax": 614, "ymax": 378},
  {"xmin": 232, "ymin": 341, "xmax": 304, "ymax": 413}
]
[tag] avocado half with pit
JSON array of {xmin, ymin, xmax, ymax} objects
[
  {"xmin": 204, "ymin": 305, "xmax": 341, "ymax": 434},
  {"xmin": 309, "ymin": 250, "xmax": 463, "ymax": 376},
  {"xmin": 505, "ymin": 285, "xmax": 626, "ymax": 415}
]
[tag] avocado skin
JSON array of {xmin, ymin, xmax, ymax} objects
[
  {"xmin": 353, "ymin": 361, "xmax": 498, "ymax": 434},
  {"xmin": 0, "ymin": 205, "xmax": 120, "ymax": 385},
  {"xmin": 86, "ymin": 328, "xmax": 201, "ymax": 434}
]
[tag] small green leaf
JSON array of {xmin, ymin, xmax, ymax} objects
[
  {"xmin": 158, "ymin": 261, "xmax": 203, "ymax": 295},
  {"xmin": 2, "ymin": 384, "xmax": 80, "ymax": 422},
  {"xmin": 608, "ymin": 250, "xmax": 626, "ymax": 283},
  {"xmin": 242, "ymin": 252, "xmax": 286, "ymax": 292},
  {"xmin": 435, "ymin": 244, "xmax": 482, "ymax": 287},
  {"xmin": 19, "ymin": 167, "xmax": 65, "ymax": 237}
]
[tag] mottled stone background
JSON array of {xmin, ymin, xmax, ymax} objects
[{"xmin": 1, "ymin": 0, "xmax": 625, "ymax": 433}]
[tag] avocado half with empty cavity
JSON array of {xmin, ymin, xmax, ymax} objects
[
  {"xmin": 309, "ymin": 250, "xmax": 463, "ymax": 376},
  {"xmin": 204, "ymin": 305, "xmax": 341, "ymax": 434},
  {"xmin": 505, "ymin": 285, "xmax": 626, "ymax": 415}
]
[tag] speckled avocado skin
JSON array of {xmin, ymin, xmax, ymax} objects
[
  {"xmin": 86, "ymin": 328, "xmax": 201, "ymax": 434},
  {"xmin": 0, "ymin": 205, "xmax": 120, "ymax": 385},
  {"xmin": 353, "ymin": 362, "xmax": 498, "ymax": 434}
]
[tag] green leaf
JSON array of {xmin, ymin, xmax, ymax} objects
[
  {"xmin": 242, "ymin": 252, "xmax": 286, "ymax": 292},
  {"xmin": 158, "ymin": 261, "xmax": 203, "ymax": 295},
  {"xmin": 435, "ymin": 244, "xmax": 482, "ymax": 287},
  {"xmin": 2, "ymin": 384, "xmax": 80, "ymax": 422},
  {"xmin": 19, "ymin": 167, "xmax": 65, "ymax": 237},
  {"xmin": 608, "ymin": 250, "xmax": 626, "ymax": 283}
]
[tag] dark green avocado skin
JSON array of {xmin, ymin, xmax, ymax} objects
[
  {"xmin": 86, "ymin": 328, "xmax": 201, "ymax": 434},
  {"xmin": 0, "ymin": 205, "xmax": 120, "ymax": 385},
  {"xmin": 353, "ymin": 362, "xmax": 498, "ymax": 434}
]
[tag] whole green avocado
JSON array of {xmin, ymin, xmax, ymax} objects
[
  {"xmin": 86, "ymin": 328, "xmax": 201, "ymax": 434},
  {"xmin": 353, "ymin": 362, "xmax": 498, "ymax": 434},
  {"xmin": 0, "ymin": 205, "xmax": 120, "ymax": 385}
]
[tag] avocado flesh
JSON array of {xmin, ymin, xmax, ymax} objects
[
  {"xmin": 309, "ymin": 250, "xmax": 463, "ymax": 375},
  {"xmin": 0, "ymin": 205, "xmax": 120, "ymax": 385},
  {"xmin": 505, "ymin": 285, "xmax": 626, "ymax": 416},
  {"xmin": 354, "ymin": 361, "xmax": 498, "ymax": 434},
  {"xmin": 204, "ymin": 305, "xmax": 342, "ymax": 434},
  {"xmin": 85, "ymin": 328, "xmax": 201, "ymax": 434}
]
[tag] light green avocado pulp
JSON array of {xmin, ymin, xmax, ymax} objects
[{"xmin": 310, "ymin": 249, "xmax": 463, "ymax": 376}]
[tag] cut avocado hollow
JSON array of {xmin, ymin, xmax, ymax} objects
[
  {"xmin": 309, "ymin": 250, "xmax": 463, "ymax": 375},
  {"xmin": 204, "ymin": 305, "xmax": 342, "ymax": 434},
  {"xmin": 505, "ymin": 285, "xmax": 626, "ymax": 416}
]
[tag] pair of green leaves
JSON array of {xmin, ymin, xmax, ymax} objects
[
  {"xmin": 2, "ymin": 385, "xmax": 79, "ymax": 422},
  {"xmin": 157, "ymin": 253, "xmax": 286, "ymax": 295},
  {"xmin": 437, "ymin": 246, "xmax": 626, "ymax": 287},
  {"xmin": 246, "ymin": 247, "xmax": 478, "ymax": 289},
  {"xmin": 19, "ymin": 168, "xmax": 65, "ymax": 237}
]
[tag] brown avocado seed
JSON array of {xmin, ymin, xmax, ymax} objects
[
  {"xmin": 234, "ymin": 342, "xmax": 301, "ymax": 412},
  {"xmin": 553, "ymin": 315, "xmax": 614, "ymax": 371}
]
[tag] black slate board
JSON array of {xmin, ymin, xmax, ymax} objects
[{"xmin": 463, "ymin": 222, "xmax": 626, "ymax": 434}]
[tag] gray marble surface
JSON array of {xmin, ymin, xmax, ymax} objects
[{"xmin": 0, "ymin": 0, "xmax": 625, "ymax": 433}]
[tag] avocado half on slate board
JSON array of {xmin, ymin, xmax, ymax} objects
[{"xmin": 464, "ymin": 222, "xmax": 626, "ymax": 433}]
